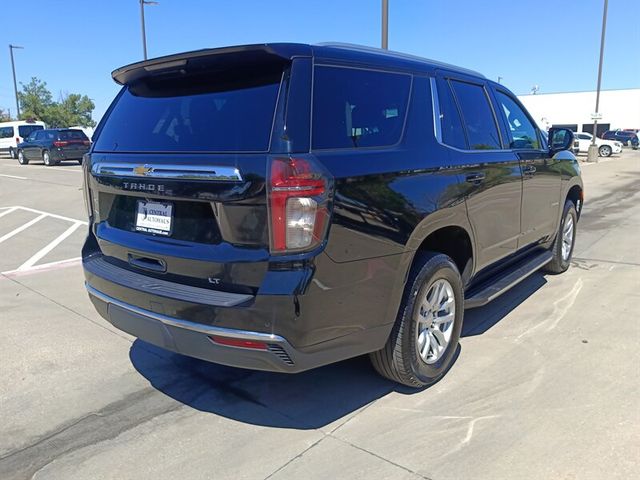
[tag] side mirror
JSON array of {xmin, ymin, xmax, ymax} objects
[{"xmin": 548, "ymin": 128, "xmax": 574, "ymax": 155}]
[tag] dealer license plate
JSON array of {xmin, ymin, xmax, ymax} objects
[{"xmin": 135, "ymin": 200, "xmax": 173, "ymax": 236}]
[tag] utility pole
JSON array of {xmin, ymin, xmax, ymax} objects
[
  {"xmin": 587, "ymin": 0, "xmax": 608, "ymax": 163},
  {"xmin": 9, "ymin": 44, "xmax": 23, "ymax": 119},
  {"xmin": 381, "ymin": 0, "xmax": 388, "ymax": 49},
  {"xmin": 139, "ymin": 0, "xmax": 158, "ymax": 60}
]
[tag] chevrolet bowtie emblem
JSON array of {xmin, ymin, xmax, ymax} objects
[{"xmin": 133, "ymin": 165, "xmax": 153, "ymax": 176}]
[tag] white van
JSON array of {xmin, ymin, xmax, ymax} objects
[{"xmin": 0, "ymin": 120, "xmax": 46, "ymax": 158}]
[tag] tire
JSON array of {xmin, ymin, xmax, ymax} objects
[
  {"xmin": 598, "ymin": 145, "xmax": 612, "ymax": 157},
  {"xmin": 544, "ymin": 200, "xmax": 577, "ymax": 274},
  {"xmin": 42, "ymin": 150, "xmax": 54, "ymax": 166},
  {"xmin": 9, "ymin": 147, "xmax": 15, "ymax": 159},
  {"xmin": 370, "ymin": 252, "xmax": 464, "ymax": 388},
  {"xmin": 17, "ymin": 149, "xmax": 28, "ymax": 165},
  {"xmin": 77, "ymin": 158, "xmax": 83, "ymax": 165}
]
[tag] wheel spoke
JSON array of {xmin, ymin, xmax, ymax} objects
[
  {"xmin": 420, "ymin": 332, "xmax": 431, "ymax": 358},
  {"xmin": 432, "ymin": 328, "xmax": 446, "ymax": 347},
  {"xmin": 429, "ymin": 331, "xmax": 440, "ymax": 355},
  {"xmin": 434, "ymin": 311, "xmax": 454, "ymax": 325}
]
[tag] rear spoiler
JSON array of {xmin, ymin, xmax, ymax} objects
[{"xmin": 111, "ymin": 43, "xmax": 312, "ymax": 85}]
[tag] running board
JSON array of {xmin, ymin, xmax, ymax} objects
[{"xmin": 464, "ymin": 251, "xmax": 553, "ymax": 309}]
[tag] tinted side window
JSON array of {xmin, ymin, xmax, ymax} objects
[
  {"xmin": 0, "ymin": 127, "xmax": 13, "ymax": 138},
  {"xmin": 437, "ymin": 80, "xmax": 467, "ymax": 149},
  {"xmin": 495, "ymin": 91, "xmax": 540, "ymax": 149},
  {"xmin": 18, "ymin": 125, "xmax": 44, "ymax": 138},
  {"xmin": 312, "ymin": 66, "xmax": 411, "ymax": 149},
  {"xmin": 450, "ymin": 80, "xmax": 501, "ymax": 150}
]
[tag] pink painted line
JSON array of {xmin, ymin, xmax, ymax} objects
[{"xmin": 1, "ymin": 257, "xmax": 82, "ymax": 278}]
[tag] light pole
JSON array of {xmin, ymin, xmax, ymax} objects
[
  {"xmin": 139, "ymin": 0, "xmax": 158, "ymax": 60},
  {"xmin": 9, "ymin": 44, "xmax": 23, "ymax": 119},
  {"xmin": 381, "ymin": 0, "xmax": 388, "ymax": 49},
  {"xmin": 587, "ymin": 0, "xmax": 608, "ymax": 163}
]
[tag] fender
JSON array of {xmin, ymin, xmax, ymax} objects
[{"xmin": 383, "ymin": 202, "xmax": 476, "ymax": 328}]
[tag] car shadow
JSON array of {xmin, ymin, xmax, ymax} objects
[
  {"xmin": 129, "ymin": 272, "xmax": 547, "ymax": 429},
  {"xmin": 462, "ymin": 272, "xmax": 547, "ymax": 337},
  {"xmin": 130, "ymin": 341, "xmax": 399, "ymax": 429}
]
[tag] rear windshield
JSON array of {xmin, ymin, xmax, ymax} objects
[
  {"xmin": 19, "ymin": 125, "xmax": 44, "ymax": 138},
  {"xmin": 94, "ymin": 68, "xmax": 283, "ymax": 153},
  {"xmin": 59, "ymin": 130, "xmax": 88, "ymax": 140}
]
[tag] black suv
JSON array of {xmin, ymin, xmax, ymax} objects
[
  {"xmin": 17, "ymin": 128, "xmax": 91, "ymax": 166},
  {"xmin": 82, "ymin": 44, "xmax": 582, "ymax": 388},
  {"xmin": 601, "ymin": 130, "xmax": 639, "ymax": 149}
]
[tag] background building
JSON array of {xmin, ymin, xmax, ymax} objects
[{"xmin": 518, "ymin": 88, "xmax": 640, "ymax": 135}]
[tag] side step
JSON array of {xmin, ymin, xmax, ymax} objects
[{"xmin": 464, "ymin": 250, "xmax": 553, "ymax": 309}]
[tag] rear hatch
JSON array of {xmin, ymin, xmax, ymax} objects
[
  {"xmin": 85, "ymin": 45, "xmax": 313, "ymax": 296},
  {"xmin": 57, "ymin": 129, "xmax": 90, "ymax": 156}
]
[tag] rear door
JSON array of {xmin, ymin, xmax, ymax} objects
[
  {"xmin": 435, "ymin": 74, "xmax": 522, "ymax": 271},
  {"xmin": 491, "ymin": 88, "xmax": 560, "ymax": 248},
  {"xmin": 23, "ymin": 131, "xmax": 42, "ymax": 159},
  {"xmin": 86, "ymin": 53, "xmax": 310, "ymax": 294}
]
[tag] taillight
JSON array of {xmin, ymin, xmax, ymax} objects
[
  {"xmin": 83, "ymin": 140, "xmax": 91, "ymax": 146},
  {"xmin": 15, "ymin": 137, "xmax": 20, "ymax": 144},
  {"xmin": 268, "ymin": 156, "xmax": 332, "ymax": 253},
  {"xmin": 53, "ymin": 140, "xmax": 69, "ymax": 147}
]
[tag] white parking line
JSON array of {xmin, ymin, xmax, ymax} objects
[
  {"xmin": 0, "ymin": 173, "xmax": 27, "ymax": 180},
  {"xmin": 0, "ymin": 163, "xmax": 82, "ymax": 173},
  {"xmin": 0, "ymin": 214, "xmax": 47, "ymax": 244},
  {"xmin": 16, "ymin": 222, "xmax": 84, "ymax": 271},
  {"xmin": 2, "ymin": 257, "xmax": 82, "ymax": 277},
  {"xmin": 0, "ymin": 207, "xmax": 18, "ymax": 218},
  {"xmin": 0, "ymin": 206, "xmax": 88, "ymax": 225}
]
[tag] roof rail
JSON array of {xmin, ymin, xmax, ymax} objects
[{"xmin": 316, "ymin": 42, "xmax": 485, "ymax": 78}]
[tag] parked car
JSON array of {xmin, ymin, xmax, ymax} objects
[
  {"xmin": 572, "ymin": 132, "xmax": 622, "ymax": 157},
  {"xmin": 601, "ymin": 129, "xmax": 639, "ymax": 149},
  {"xmin": 82, "ymin": 43, "xmax": 582, "ymax": 388},
  {"xmin": 0, "ymin": 120, "xmax": 45, "ymax": 159},
  {"xmin": 16, "ymin": 128, "xmax": 91, "ymax": 166}
]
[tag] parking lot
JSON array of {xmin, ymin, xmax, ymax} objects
[{"xmin": 0, "ymin": 150, "xmax": 638, "ymax": 480}]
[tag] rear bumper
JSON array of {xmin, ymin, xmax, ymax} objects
[{"xmin": 86, "ymin": 283, "xmax": 389, "ymax": 373}]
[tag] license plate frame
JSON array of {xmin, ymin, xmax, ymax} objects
[{"xmin": 135, "ymin": 200, "xmax": 173, "ymax": 236}]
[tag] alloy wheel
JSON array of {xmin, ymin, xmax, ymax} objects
[
  {"xmin": 562, "ymin": 215, "xmax": 574, "ymax": 261},
  {"xmin": 415, "ymin": 278, "xmax": 456, "ymax": 365}
]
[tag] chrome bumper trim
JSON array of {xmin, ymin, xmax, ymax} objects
[
  {"xmin": 91, "ymin": 163, "xmax": 243, "ymax": 182},
  {"xmin": 85, "ymin": 283, "xmax": 285, "ymax": 343}
]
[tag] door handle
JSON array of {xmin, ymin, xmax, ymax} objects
[
  {"xmin": 128, "ymin": 254, "xmax": 166, "ymax": 273},
  {"xmin": 523, "ymin": 165, "xmax": 537, "ymax": 175},
  {"xmin": 465, "ymin": 172, "xmax": 486, "ymax": 183}
]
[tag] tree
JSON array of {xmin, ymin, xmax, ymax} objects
[
  {"xmin": 0, "ymin": 108, "xmax": 11, "ymax": 122},
  {"xmin": 17, "ymin": 77, "xmax": 96, "ymax": 127},
  {"xmin": 18, "ymin": 77, "xmax": 53, "ymax": 121}
]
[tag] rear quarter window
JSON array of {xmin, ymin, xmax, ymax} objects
[{"xmin": 312, "ymin": 66, "xmax": 411, "ymax": 149}]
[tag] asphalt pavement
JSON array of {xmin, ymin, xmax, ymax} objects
[{"xmin": 0, "ymin": 150, "xmax": 638, "ymax": 480}]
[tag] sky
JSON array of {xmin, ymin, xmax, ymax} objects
[{"xmin": 1, "ymin": 0, "xmax": 639, "ymax": 123}]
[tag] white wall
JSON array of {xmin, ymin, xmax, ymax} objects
[{"xmin": 517, "ymin": 88, "xmax": 640, "ymax": 132}]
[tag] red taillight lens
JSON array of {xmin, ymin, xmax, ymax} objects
[
  {"xmin": 83, "ymin": 140, "xmax": 91, "ymax": 146},
  {"xmin": 268, "ymin": 156, "xmax": 331, "ymax": 253},
  {"xmin": 209, "ymin": 335, "xmax": 268, "ymax": 350},
  {"xmin": 53, "ymin": 140, "xmax": 69, "ymax": 147},
  {"xmin": 15, "ymin": 137, "xmax": 20, "ymax": 143}
]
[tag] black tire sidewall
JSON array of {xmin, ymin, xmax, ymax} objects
[
  {"xmin": 401, "ymin": 255, "xmax": 464, "ymax": 384},
  {"xmin": 555, "ymin": 202, "xmax": 577, "ymax": 270}
]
